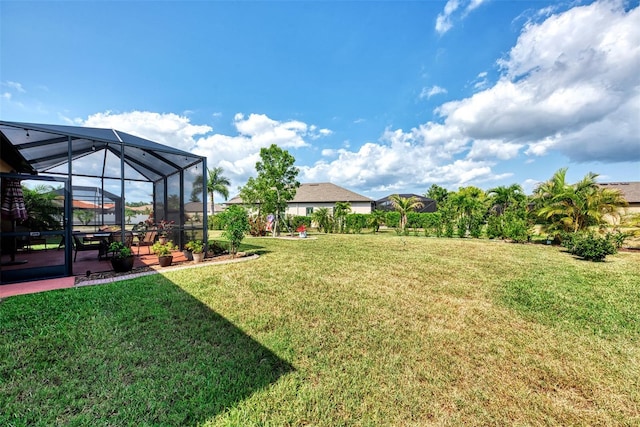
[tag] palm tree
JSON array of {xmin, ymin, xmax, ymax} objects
[
  {"xmin": 447, "ymin": 187, "xmax": 487, "ymax": 238},
  {"xmin": 368, "ymin": 209, "xmax": 386, "ymax": 233},
  {"xmin": 333, "ymin": 201, "xmax": 351, "ymax": 233},
  {"xmin": 535, "ymin": 169, "xmax": 627, "ymax": 233},
  {"xmin": 206, "ymin": 167, "xmax": 230, "ymax": 215},
  {"xmin": 311, "ymin": 207, "xmax": 332, "ymax": 233},
  {"xmin": 389, "ymin": 195, "xmax": 424, "ymax": 232},
  {"xmin": 487, "ymin": 184, "xmax": 525, "ymax": 215}
]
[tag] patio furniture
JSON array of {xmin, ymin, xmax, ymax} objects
[
  {"xmin": 132, "ymin": 230, "xmax": 156, "ymax": 255},
  {"xmin": 72, "ymin": 234, "xmax": 103, "ymax": 262}
]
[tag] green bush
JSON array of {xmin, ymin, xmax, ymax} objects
[
  {"xmin": 208, "ymin": 214, "xmax": 224, "ymax": 230},
  {"xmin": 486, "ymin": 214, "xmax": 502, "ymax": 239},
  {"xmin": 345, "ymin": 214, "xmax": 368, "ymax": 233},
  {"xmin": 406, "ymin": 212, "xmax": 422, "ymax": 229},
  {"xmin": 421, "ymin": 213, "xmax": 443, "ymax": 237},
  {"xmin": 502, "ymin": 210, "xmax": 530, "ymax": 243},
  {"xmin": 386, "ymin": 212, "xmax": 400, "ymax": 228},
  {"xmin": 563, "ymin": 232, "xmax": 617, "ymax": 262},
  {"xmin": 291, "ymin": 215, "xmax": 311, "ymax": 230},
  {"xmin": 208, "ymin": 240, "xmax": 228, "ymax": 255},
  {"xmin": 608, "ymin": 231, "xmax": 632, "ymax": 249},
  {"xmin": 219, "ymin": 206, "xmax": 250, "ymax": 256}
]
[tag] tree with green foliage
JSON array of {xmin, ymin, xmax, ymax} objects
[
  {"xmin": 486, "ymin": 184, "xmax": 530, "ymax": 241},
  {"xmin": 193, "ymin": 167, "xmax": 231, "ymax": 213},
  {"xmin": 487, "ymin": 184, "xmax": 526, "ymax": 216},
  {"xmin": 388, "ymin": 194, "xmax": 424, "ymax": 233},
  {"xmin": 333, "ymin": 201, "xmax": 351, "ymax": 233},
  {"xmin": 367, "ymin": 209, "xmax": 386, "ymax": 233},
  {"xmin": 242, "ymin": 144, "xmax": 300, "ymax": 237},
  {"xmin": 207, "ymin": 167, "xmax": 230, "ymax": 214},
  {"xmin": 220, "ymin": 205, "xmax": 249, "ymax": 256},
  {"xmin": 74, "ymin": 209, "xmax": 94, "ymax": 226},
  {"xmin": 425, "ymin": 184, "xmax": 449, "ymax": 207},
  {"xmin": 533, "ymin": 168, "xmax": 627, "ymax": 234},
  {"xmin": 447, "ymin": 186, "xmax": 488, "ymax": 238},
  {"xmin": 239, "ymin": 176, "xmax": 268, "ymax": 218},
  {"xmin": 22, "ymin": 184, "xmax": 61, "ymax": 230},
  {"xmin": 311, "ymin": 207, "xmax": 332, "ymax": 233}
]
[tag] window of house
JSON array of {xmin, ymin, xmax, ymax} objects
[{"xmin": 306, "ymin": 207, "xmax": 314, "ymax": 216}]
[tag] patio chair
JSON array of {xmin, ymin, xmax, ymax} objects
[
  {"xmin": 132, "ymin": 230, "xmax": 156, "ymax": 255},
  {"xmin": 72, "ymin": 234, "xmax": 103, "ymax": 262}
]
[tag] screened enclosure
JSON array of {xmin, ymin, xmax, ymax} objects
[{"xmin": 0, "ymin": 120, "xmax": 207, "ymax": 283}]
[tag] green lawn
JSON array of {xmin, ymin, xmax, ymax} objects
[{"xmin": 2, "ymin": 232, "xmax": 639, "ymax": 426}]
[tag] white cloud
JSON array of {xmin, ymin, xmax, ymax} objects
[
  {"xmin": 5, "ymin": 81, "xmax": 26, "ymax": 93},
  {"xmin": 76, "ymin": 110, "xmax": 333, "ymax": 194},
  {"xmin": 472, "ymin": 72, "xmax": 489, "ymax": 90},
  {"xmin": 64, "ymin": 1, "xmax": 637, "ymax": 200},
  {"xmin": 301, "ymin": 0, "xmax": 639, "ymax": 195},
  {"xmin": 435, "ymin": 0, "xmax": 459, "ymax": 35},
  {"xmin": 420, "ymin": 85, "xmax": 448, "ymax": 99},
  {"xmin": 435, "ymin": 0, "xmax": 489, "ymax": 35},
  {"xmin": 81, "ymin": 111, "xmax": 211, "ymax": 152},
  {"xmin": 193, "ymin": 113, "xmax": 331, "ymax": 190}
]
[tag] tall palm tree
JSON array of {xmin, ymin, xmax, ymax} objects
[
  {"xmin": 389, "ymin": 195, "xmax": 424, "ymax": 232},
  {"xmin": 333, "ymin": 201, "xmax": 351, "ymax": 233},
  {"xmin": 207, "ymin": 167, "xmax": 230, "ymax": 215}
]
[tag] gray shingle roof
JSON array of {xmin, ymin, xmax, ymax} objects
[
  {"xmin": 292, "ymin": 183, "xmax": 373, "ymax": 203},
  {"xmin": 599, "ymin": 182, "xmax": 640, "ymax": 204},
  {"xmin": 227, "ymin": 182, "xmax": 373, "ymax": 204}
]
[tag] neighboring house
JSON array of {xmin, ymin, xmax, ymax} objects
[
  {"xmin": 599, "ymin": 182, "xmax": 640, "ymax": 220},
  {"xmin": 375, "ymin": 194, "xmax": 437, "ymax": 213},
  {"xmin": 226, "ymin": 182, "xmax": 374, "ymax": 215}
]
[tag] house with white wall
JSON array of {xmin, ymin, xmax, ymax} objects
[{"xmin": 226, "ymin": 182, "xmax": 374, "ymax": 215}]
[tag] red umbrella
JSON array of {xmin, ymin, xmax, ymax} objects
[{"xmin": 1, "ymin": 178, "xmax": 28, "ymax": 221}]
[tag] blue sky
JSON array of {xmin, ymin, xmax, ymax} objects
[{"xmin": 2, "ymin": 0, "xmax": 639, "ymax": 202}]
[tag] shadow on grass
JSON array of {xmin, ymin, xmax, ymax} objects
[{"xmin": 0, "ymin": 276, "xmax": 294, "ymax": 425}]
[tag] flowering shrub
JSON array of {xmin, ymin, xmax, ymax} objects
[{"xmin": 296, "ymin": 224, "xmax": 307, "ymax": 233}]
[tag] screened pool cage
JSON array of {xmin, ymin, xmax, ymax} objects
[{"xmin": 1, "ymin": 120, "xmax": 207, "ymax": 283}]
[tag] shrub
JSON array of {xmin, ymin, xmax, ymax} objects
[
  {"xmin": 422, "ymin": 213, "xmax": 443, "ymax": 237},
  {"xmin": 406, "ymin": 212, "xmax": 422, "ymax": 229},
  {"xmin": 608, "ymin": 231, "xmax": 632, "ymax": 249},
  {"xmin": 184, "ymin": 240, "xmax": 204, "ymax": 254},
  {"xmin": 208, "ymin": 214, "xmax": 224, "ymax": 230},
  {"xmin": 208, "ymin": 240, "xmax": 227, "ymax": 256},
  {"xmin": 151, "ymin": 240, "xmax": 176, "ymax": 256},
  {"xmin": 248, "ymin": 215, "xmax": 267, "ymax": 237},
  {"xmin": 345, "ymin": 214, "xmax": 368, "ymax": 234},
  {"xmin": 563, "ymin": 232, "xmax": 617, "ymax": 262},
  {"xmin": 456, "ymin": 219, "xmax": 467, "ymax": 238},
  {"xmin": 219, "ymin": 205, "xmax": 250, "ymax": 256},
  {"xmin": 386, "ymin": 212, "xmax": 400, "ymax": 228},
  {"xmin": 486, "ymin": 214, "xmax": 502, "ymax": 239},
  {"xmin": 292, "ymin": 215, "xmax": 311, "ymax": 230}
]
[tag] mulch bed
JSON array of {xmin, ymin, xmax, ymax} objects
[{"xmin": 75, "ymin": 252, "xmax": 250, "ymax": 285}]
